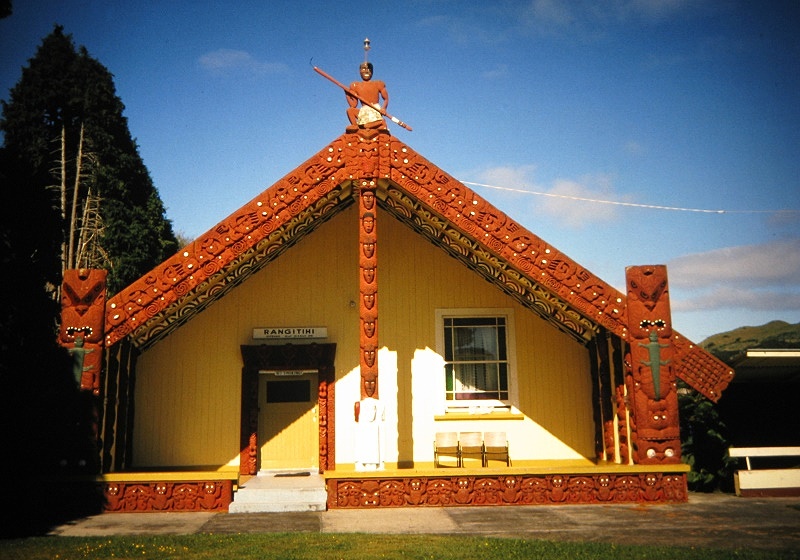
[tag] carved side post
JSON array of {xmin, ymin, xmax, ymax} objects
[
  {"xmin": 625, "ymin": 265, "xmax": 680, "ymax": 464},
  {"xmin": 59, "ymin": 268, "xmax": 107, "ymax": 394}
]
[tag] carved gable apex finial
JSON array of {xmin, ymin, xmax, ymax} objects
[{"xmin": 313, "ymin": 38, "xmax": 412, "ymax": 135}]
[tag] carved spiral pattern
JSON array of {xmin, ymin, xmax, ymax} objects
[
  {"xmin": 202, "ymin": 260, "xmax": 221, "ymax": 276},
  {"xmin": 174, "ymin": 281, "xmax": 190, "ymax": 297}
]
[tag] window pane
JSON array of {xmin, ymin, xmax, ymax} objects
[
  {"xmin": 453, "ymin": 326, "xmax": 497, "ymax": 361},
  {"xmin": 442, "ymin": 315, "xmax": 510, "ymax": 402},
  {"xmin": 445, "ymin": 363, "xmax": 454, "ymax": 392},
  {"xmin": 266, "ymin": 380, "xmax": 311, "ymax": 403},
  {"xmin": 452, "ymin": 317, "xmax": 498, "ymax": 327}
]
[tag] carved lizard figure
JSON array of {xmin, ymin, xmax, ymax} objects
[{"xmin": 639, "ymin": 330, "xmax": 670, "ymax": 400}]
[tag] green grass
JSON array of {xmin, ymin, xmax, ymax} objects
[{"xmin": 0, "ymin": 533, "xmax": 794, "ymax": 560}]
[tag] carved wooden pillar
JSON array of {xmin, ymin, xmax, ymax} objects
[
  {"xmin": 358, "ymin": 179, "xmax": 379, "ymax": 399},
  {"xmin": 624, "ymin": 265, "xmax": 680, "ymax": 464},
  {"xmin": 59, "ymin": 268, "xmax": 107, "ymax": 394}
]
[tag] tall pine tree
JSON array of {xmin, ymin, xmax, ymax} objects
[{"xmin": 1, "ymin": 25, "xmax": 177, "ymax": 294}]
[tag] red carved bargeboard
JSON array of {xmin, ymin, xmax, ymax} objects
[
  {"xmin": 327, "ymin": 472, "xmax": 687, "ymax": 508},
  {"xmin": 103, "ymin": 131, "xmax": 733, "ymax": 403},
  {"xmin": 101, "ymin": 480, "xmax": 233, "ymax": 512}
]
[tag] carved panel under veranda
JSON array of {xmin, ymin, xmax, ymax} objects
[
  {"xmin": 327, "ymin": 472, "xmax": 688, "ymax": 508},
  {"xmin": 102, "ymin": 480, "xmax": 233, "ymax": 512}
]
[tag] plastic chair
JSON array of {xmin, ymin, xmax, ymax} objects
[
  {"xmin": 483, "ymin": 431, "xmax": 511, "ymax": 467},
  {"xmin": 434, "ymin": 432, "xmax": 460, "ymax": 467},
  {"xmin": 459, "ymin": 431, "xmax": 484, "ymax": 468}
]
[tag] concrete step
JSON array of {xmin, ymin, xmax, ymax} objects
[{"xmin": 229, "ymin": 471, "xmax": 327, "ymax": 513}]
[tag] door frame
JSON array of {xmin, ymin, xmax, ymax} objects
[{"xmin": 240, "ymin": 343, "xmax": 336, "ymax": 475}]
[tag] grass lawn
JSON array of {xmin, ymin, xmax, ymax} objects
[{"xmin": 0, "ymin": 533, "xmax": 793, "ymax": 560}]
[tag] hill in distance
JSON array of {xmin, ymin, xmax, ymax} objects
[{"xmin": 700, "ymin": 320, "xmax": 800, "ymax": 364}]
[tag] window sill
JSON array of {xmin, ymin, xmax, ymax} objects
[{"xmin": 434, "ymin": 411, "xmax": 524, "ymax": 421}]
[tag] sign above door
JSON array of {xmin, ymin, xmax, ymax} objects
[{"xmin": 252, "ymin": 327, "xmax": 328, "ymax": 340}]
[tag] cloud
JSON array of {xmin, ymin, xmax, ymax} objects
[
  {"xmin": 668, "ymin": 238, "xmax": 800, "ymax": 313},
  {"xmin": 519, "ymin": 0, "xmax": 701, "ymax": 35},
  {"xmin": 624, "ymin": 0, "xmax": 694, "ymax": 21},
  {"xmin": 474, "ymin": 166, "xmax": 623, "ymax": 228},
  {"xmin": 417, "ymin": 15, "xmax": 450, "ymax": 28},
  {"xmin": 482, "ymin": 64, "xmax": 510, "ymax": 80},
  {"xmin": 526, "ymin": 0, "xmax": 575, "ymax": 27},
  {"xmin": 416, "ymin": 12, "xmax": 503, "ymax": 46},
  {"xmin": 198, "ymin": 49, "xmax": 288, "ymax": 75},
  {"xmin": 477, "ymin": 165, "xmax": 538, "ymax": 188},
  {"xmin": 671, "ymin": 286, "xmax": 800, "ymax": 313},
  {"xmin": 539, "ymin": 177, "xmax": 620, "ymax": 227},
  {"xmin": 668, "ymin": 238, "xmax": 800, "ymax": 290},
  {"xmin": 624, "ymin": 140, "xmax": 646, "ymax": 155}
]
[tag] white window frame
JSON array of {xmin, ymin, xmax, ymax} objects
[{"xmin": 435, "ymin": 308, "xmax": 517, "ymax": 411}]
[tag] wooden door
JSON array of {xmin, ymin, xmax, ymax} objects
[{"xmin": 258, "ymin": 372, "xmax": 318, "ymax": 471}]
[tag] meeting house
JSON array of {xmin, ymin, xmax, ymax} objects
[{"xmin": 58, "ymin": 62, "xmax": 735, "ymax": 512}]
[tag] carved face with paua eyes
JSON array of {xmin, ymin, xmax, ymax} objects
[
  {"xmin": 60, "ymin": 269, "xmax": 107, "ymax": 344},
  {"xmin": 626, "ymin": 265, "xmax": 672, "ymax": 338}
]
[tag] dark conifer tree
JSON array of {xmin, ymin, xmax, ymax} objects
[
  {"xmin": 0, "ymin": 124, "xmax": 104, "ymax": 538},
  {"xmin": 0, "ymin": 24, "xmax": 175, "ymax": 534},
  {"xmin": 1, "ymin": 25, "xmax": 177, "ymax": 294}
]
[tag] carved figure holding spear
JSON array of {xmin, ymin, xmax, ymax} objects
[
  {"xmin": 346, "ymin": 61, "xmax": 388, "ymax": 130},
  {"xmin": 346, "ymin": 39, "xmax": 389, "ymax": 130},
  {"xmin": 314, "ymin": 38, "xmax": 411, "ymax": 131}
]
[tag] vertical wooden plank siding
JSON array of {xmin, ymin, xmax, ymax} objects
[
  {"xmin": 132, "ymin": 204, "xmax": 593, "ymax": 468},
  {"xmin": 132, "ymin": 206, "xmax": 360, "ymax": 467}
]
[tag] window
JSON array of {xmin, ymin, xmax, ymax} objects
[
  {"xmin": 441, "ymin": 313, "xmax": 512, "ymax": 403},
  {"xmin": 266, "ymin": 380, "xmax": 311, "ymax": 403}
]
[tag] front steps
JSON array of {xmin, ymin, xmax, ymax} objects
[{"xmin": 228, "ymin": 470, "xmax": 327, "ymax": 513}]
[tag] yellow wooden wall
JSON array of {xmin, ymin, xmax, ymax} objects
[
  {"xmin": 132, "ymin": 203, "xmax": 593, "ymax": 468},
  {"xmin": 133, "ymin": 205, "xmax": 361, "ymax": 468}
]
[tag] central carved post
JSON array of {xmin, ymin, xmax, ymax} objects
[
  {"xmin": 358, "ymin": 179, "xmax": 379, "ymax": 399},
  {"xmin": 354, "ymin": 173, "xmax": 385, "ymax": 471}
]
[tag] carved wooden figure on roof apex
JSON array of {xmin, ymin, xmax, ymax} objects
[{"xmin": 346, "ymin": 61, "xmax": 389, "ymax": 132}]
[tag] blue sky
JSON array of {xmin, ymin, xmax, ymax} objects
[{"xmin": 2, "ymin": 1, "xmax": 799, "ymax": 344}]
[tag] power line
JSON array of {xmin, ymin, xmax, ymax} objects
[{"xmin": 460, "ymin": 180, "xmax": 799, "ymax": 215}]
